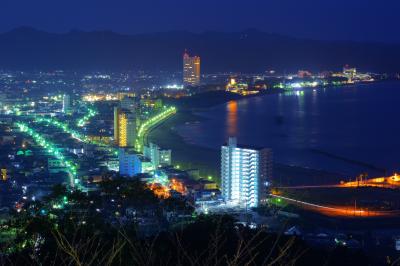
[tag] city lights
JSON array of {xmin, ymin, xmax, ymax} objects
[
  {"xmin": 15, "ymin": 122, "xmax": 79, "ymax": 188},
  {"xmin": 0, "ymin": 4, "xmax": 398, "ymax": 265},
  {"xmin": 34, "ymin": 117, "xmax": 88, "ymax": 142},
  {"xmin": 135, "ymin": 106, "xmax": 177, "ymax": 151},
  {"xmin": 77, "ymin": 106, "xmax": 97, "ymax": 127}
]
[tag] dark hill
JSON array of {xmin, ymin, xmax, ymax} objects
[{"xmin": 0, "ymin": 27, "xmax": 399, "ymax": 72}]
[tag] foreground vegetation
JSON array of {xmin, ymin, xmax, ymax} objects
[{"xmin": 0, "ymin": 181, "xmax": 370, "ymax": 266}]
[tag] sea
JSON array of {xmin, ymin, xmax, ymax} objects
[{"xmin": 177, "ymin": 81, "xmax": 400, "ymax": 177}]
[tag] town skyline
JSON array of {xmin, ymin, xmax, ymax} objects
[{"xmin": 1, "ymin": 2, "xmax": 400, "ymax": 264}]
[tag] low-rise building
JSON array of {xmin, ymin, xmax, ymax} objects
[{"xmin": 144, "ymin": 142, "xmax": 172, "ymax": 168}]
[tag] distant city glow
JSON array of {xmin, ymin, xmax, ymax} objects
[{"xmin": 165, "ymin": 84, "xmax": 184, "ymax": 90}]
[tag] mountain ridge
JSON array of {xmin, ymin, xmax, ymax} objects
[{"xmin": 0, "ymin": 27, "xmax": 399, "ymax": 73}]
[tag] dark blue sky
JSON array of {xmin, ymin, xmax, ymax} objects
[{"xmin": 2, "ymin": 0, "xmax": 400, "ymax": 42}]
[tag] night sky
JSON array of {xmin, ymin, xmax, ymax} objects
[{"xmin": 1, "ymin": 0, "xmax": 400, "ymax": 42}]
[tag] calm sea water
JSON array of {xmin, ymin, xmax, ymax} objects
[{"xmin": 177, "ymin": 81, "xmax": 400, "ymax": 176}]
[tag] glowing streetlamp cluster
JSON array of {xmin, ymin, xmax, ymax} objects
[
  {"xmin": 135, "ymin": 106, "xmax": 177, "ymax": 151},
  {"xmin": 76, "ymin": 106, "xmax": 97, "ymax": 127},
  {"xmin": 36, "ymin": 113, "xmax": 117, "ymax": 152},
  {"xmin": 35, "ymin": 117, "xmax": 88, "ymax": 142},
  {"xmin": 147, "ymin": 170, "xmax": 187, "ymax": 199},
  {"xmin": 34, "ymin": 116, "xmax": 118, "ymax": 160},
  {"xmin": 15, "ymin": 122, "xmax": 79, "ymax": 187},
  {"xmin": 35, "ymin": 116, "xmax": 110, "ymax": 146},
  {"xmin": 2, "ymin": 103, "xmax": 33, "ymax": 116}
]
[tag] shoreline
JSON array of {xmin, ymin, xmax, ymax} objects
[
  {"xmin": 147, "ymin": 110, "xmax": 221, "ymax": 180},
  {"xmin": 148, "ymin": 89, "xmax": 345, "ymax": 185}
]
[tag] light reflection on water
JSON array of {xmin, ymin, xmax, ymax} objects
[
  {"xmin": 177, "ymin": 82, "xmax": 400, "ymax": 176},
  {"xmin": 226, "ymin": 100, "xmax": 238, "ymax": 137}
]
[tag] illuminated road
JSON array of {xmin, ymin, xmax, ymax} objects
[
  {"xmin": 135, "ymin": 106, "xmax": 177, "ymax": 151},
  {"xmin": 270, "ymin": 194, "xmax": 400, "ymax": 218},
  {"xmin": 339, "ymin": 174, "xmax": 400, "ymax": 188},
  {"xmin": 34, "ymin": 115, "xmax": 119, "ymax": 157},
  {"xmin": 15, "ymin": 122, "xmax": 79, "ymax": 188},
  {"xmin": 276, "ymin": 185, "xmax": 341, "ymax": 189},
  {"xmin": 34, "ymin": 117, "xmax": 88, "ymax": 142},
  {"xmin": 76, "ymin": 105, "xmax": 98, "ymax": 127},
  {"xmin": 277, "ymin": 174, "xmax": 400, "ymax": 190},
  {"xmin": 9, "ymin": 103, "xmax": 105, "ymax": 189}
]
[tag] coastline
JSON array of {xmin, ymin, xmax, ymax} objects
[
  {"xmin": 147, "ymin": 110, "xmax": 221, "ymax": 180},
  {"xmin": 147, "ymin": 89, "xmax": 344, "ymax": 185}
]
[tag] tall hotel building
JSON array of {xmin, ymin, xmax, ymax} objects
[
  {"xmin": 183, "ymin": 51, "xmax": 201, "ymax": 86},
  {"xmin": 114, "ymin": 107, "xmax": 136, "ymax": 147},
  {"xmin": 221, "ymin": 138, "xmax": 272, "ymax": 208}
]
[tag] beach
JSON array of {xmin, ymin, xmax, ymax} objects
[
  {"xmin": 147, "ymin": 90, "xmax": 344, "ymax": 185},
  {"xmin": 147, "ymin": 110, "xmax": 221, "ymax": 179}
]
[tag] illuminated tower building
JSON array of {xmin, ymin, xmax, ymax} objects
[
  {"xmin": 62, "ymin": 94, "xmax": 71, "ymax": 113},
  {"xmin": 183, "ymin": 51, "xmax": 201, "ymax": 87},
  {"xmin": 114, "ymin": 107, "xmax": 136, "ymax": 147},
  {"xmin": 1, "ymin": 168, "xmax": 7, "ymax": 181},
  {"xmin": 221, "ymin": 137, "xmax": 272, "ymax": 208}
]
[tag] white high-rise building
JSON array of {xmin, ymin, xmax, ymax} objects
[
  {"xmin": 221, "ymin": 137, "xmax": 272, "ymax": 208},
  {"xmin": 62, "ymin": 94, "xmax": 71, "ymax": 113}
]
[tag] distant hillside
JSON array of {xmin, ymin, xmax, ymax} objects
[{"xmin": 0, "ymin": 27, "xmax": 399, "ymax": 73}]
